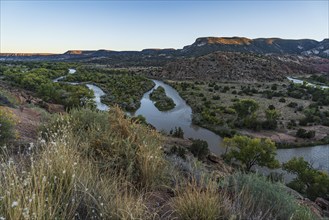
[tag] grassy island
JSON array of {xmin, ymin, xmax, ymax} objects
[{"xmin": 150, "ymin": 86, "xmax": 176, "ymax": 111}]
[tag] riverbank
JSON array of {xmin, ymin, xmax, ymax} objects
[{"xmin": 191, "ymin": 117, "xmax": 329, "ymax": 149}]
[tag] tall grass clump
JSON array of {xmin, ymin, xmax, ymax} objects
[
  {"xmin": 0, "ymin": 128, "xmax": 81, "ymax": 219},
  {"xmin": 221, "ymin": 172, "xmax": 315, "ymax": 220},
  {"xmin": 170, "ymin": 178, "xmax": 225, "ymax": 220}
]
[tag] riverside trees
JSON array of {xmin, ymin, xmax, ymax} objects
[
  {"xmin": 224, "ymin": 135, "xmax": 280, "ymax": 171},
  {"xmin": 283, "ymin": 157, "xmax": 329, "ymax": 200}
]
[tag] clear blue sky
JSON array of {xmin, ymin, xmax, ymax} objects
[{"xmin": 1, "ymin": 0, "xmax": 328, "ymax": 53}]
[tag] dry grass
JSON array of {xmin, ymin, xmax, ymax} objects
[
  {"xmin": 0, "ymin": 129, "xmax": 81, "ymax": 219},
  {"xmin": 170, "ymin": 179, "xmax": 224, "ymax": 220},
  {"xmin": 0, "ymin": 107, "xmax": 166, "ymax": 219}
]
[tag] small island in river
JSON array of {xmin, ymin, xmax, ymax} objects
[{"xmin": 149, "ymin": 86, "xmax": 176, "ymax": 111}]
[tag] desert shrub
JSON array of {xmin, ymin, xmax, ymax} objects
[
  {"xmin": 212, "ymin": 95, "xmax": 220, "ymax": 100},
  {"xmin": 189, "ymin": 139, "xmax": 209, "ymax": 160},
  {"xmin": 271, "ymin": 83, "xmax": 278, "ymax": 90},
  {"xmin": 299, "ymin": 118, "xmax": 308, "ymax": 126},
  {"xmin": 296, "ymin": 128, "xmax": 315, "ymax": 139},
  {"xmin": 287, "ymin": 119, "xmax": 297, "ymax": 129},
  {"xmin": 287, "ymin": 102, "xmax": 298, "ymax": 108},
  {"xmin": 221, "ymin": 173, "xmax": 315, "ymax": 220},
  {"xmin": 0, "ymin": 107, "xmax": 17, "ymax": 146},
  {"xmin": 221, "ymin": 86, "xmax": 230, "ymax": 93},
  {"xmin": 170, "ymin": 146, "xmax": 187, "ymax": 159},
  {"xmin": 279, "ymin": 97, "xmax": 286, "ymax": 103}
]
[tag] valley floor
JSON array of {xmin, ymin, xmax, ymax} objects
[{"xmin": 168, "ymin": 79, "xmax": 329, "ymax": 148}]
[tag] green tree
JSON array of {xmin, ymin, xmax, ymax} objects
[
  {"xmin": 233, "ymin": 99, "xmax": 260, "ymax": 129},
  {"xmin": 171, "ymin": 126, "xmax": 184, "ymax": 138},
  {"xmin": 283, "ymin": 157, "xmax": 329, "ymax": 200},
  {"xmin": 233, "ymin": 99, "xmax": 259, "ymax": 118},
  {"xmin": 224, "ymin": 135, "xmax": 280, "ymax": 171},
  {"xmin": 263, "ymin": 109, "xmax": 281, "ymax": 130}
]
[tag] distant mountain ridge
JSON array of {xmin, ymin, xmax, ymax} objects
[
  {"xmin": 181, "ymin": 37, "xmax": 328, "ymax": 57},
  {"xmin": 0, "ymin": 53, "xmax": 56, "ymax": 56},
  {"xmin": 1, "ymin": 37, "xmax": 328, "ymax": 64}
]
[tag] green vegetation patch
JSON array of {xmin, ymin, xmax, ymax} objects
[
  {"xmin": 169, "ymin": 79, "xmax": 329, "ymax": 147},
  {"xmin": 1, "ymin": 62, "xmax": 94, "ymax": 109},
  {"xmin": 149, "ymin": 86, "xmax": 176, "ymax": 111},
  {"xmin": 65, "ymin": 67, "xmax": 155, "ymax": 111}
]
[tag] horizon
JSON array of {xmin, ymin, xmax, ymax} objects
[
  {"xmin": 1, "ymin": 1, "xmax": 328, "ymax": 53},
  {"xmin": 1, "ymin": 36, "xmax": 329, "ymax": 54}
]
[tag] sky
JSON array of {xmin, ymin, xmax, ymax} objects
[{"xmin": 0, "ymin": 0, "xmax": 328, "ymax": 53}]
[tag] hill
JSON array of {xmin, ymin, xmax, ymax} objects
[
  {"xmin": 154, "ymin": 52, "xmax": 329, "ymax": 82},
  {"xmin": 181, "ymin": 37, "xmax": 326, "ymax": 57}
]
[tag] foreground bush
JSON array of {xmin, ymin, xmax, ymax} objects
[
  {"xmin": 171, "ymin": 179, "xmax": 223, "ymax": 220},
  {"xmin": 189, "ymin": 139, "xmax": 209, "ymax": 160},
  {"xmin": 220, "ymin": 173, "xmax": 315, "ymax": 220},
  {"xmin": 170, "ymin": 173, "xmax": 315, "ymax": 220},
  {"xmin": 283, "ymin": 157, "xmax": 329, "ymax": 200},
  {"xmin": 0, "ymin": 107, "xmax": 17, "ymax": 145}
]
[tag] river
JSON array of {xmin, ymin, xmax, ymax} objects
[
  {"xmin": 55, "ymin": 70, "xmax": 329, "ymax": 174},
  {"xmin": 131, "ymin": 80, "xmax": 224, "ymax": 155},
  {"xmin": 287, "ymin": 77, "xmax": 329, "ymax": 89},
  {"xmin": 53, "ymin": 69, "xmax": 109, "ymax": 111},
  {"xmin": 131, "ymin": 80, "xmax": 329, "ymax": 174}
]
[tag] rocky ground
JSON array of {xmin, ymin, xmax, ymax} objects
[{"xmin": 0, "ymin": 81, "xmax": 65, "ymax": 145}]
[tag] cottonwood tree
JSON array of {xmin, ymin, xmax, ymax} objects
[
  {"xmin": 263, "ymin": 109, "xmax": 281, "ymax": 130},
  {"xmin": 283, "ymin": 157, "xmax": 329, "ymax": 200},
  {"xmin": 224, "ymin": 135, "xmax": 280, "ymax": 171},
  {"xmin": 233, "ymin": 99, "xmax": 260, "ymax": 129}
]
